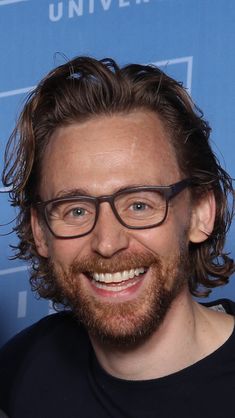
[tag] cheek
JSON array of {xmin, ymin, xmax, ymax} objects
[
  {"xmin": 133, "ymin": 216, "xmax": 190, "ymax": 257},
  {"xmin": 46, "ymin": 236, "xmax": 90, "ymax": 266}
]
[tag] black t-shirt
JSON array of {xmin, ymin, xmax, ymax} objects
[{"xmin": 0, "ymin": 299, "xmax": 235, "ymax": 418}]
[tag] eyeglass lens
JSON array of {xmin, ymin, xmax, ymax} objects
[{"xmin": 45, "ymin": 190, "xmax": 167, "ymax": 237}]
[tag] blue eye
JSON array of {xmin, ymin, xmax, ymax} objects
[
  {"xmin": 71, "ymin": 207, "xmax": 86, "ymax": 217},
  {"xmin": 132, "ymin": 202, "xmax": 148, "ymax": 211}
]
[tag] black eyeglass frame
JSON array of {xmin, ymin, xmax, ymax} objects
[{"xmin": 34, "ymin": 178, "xmax": 192, "ymax": 239}]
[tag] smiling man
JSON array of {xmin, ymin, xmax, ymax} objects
[{"xmin": 0, "ymin": 57, "xmax": 235, "ymax": 417}]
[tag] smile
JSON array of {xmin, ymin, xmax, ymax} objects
[
  {"xmin": 91, "ymin": 267, "xmax": 146, "ymax": 283},
  {"xmin": 84, "ymin": 267, "xmax": 148, "ymax": 296}
]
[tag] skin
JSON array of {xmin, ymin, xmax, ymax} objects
[{"xmin": 31, "ymin": 110, "xmax": 234, "ymax": 380}]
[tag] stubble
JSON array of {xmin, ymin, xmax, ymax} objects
[{"xmin": 49, "ymin": 245, "xmax": 191, "ymax": 348}]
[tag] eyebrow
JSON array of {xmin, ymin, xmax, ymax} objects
[
  {"xmin": 53, "ymin": 183, "xmax": 164, "ymax": 199},
  {"xmin": 55, "ymin": 188, "xmax": 92, "ymax": 199}
]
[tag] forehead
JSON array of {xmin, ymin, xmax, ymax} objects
[{"xmin": 40, "ymin": 110, "xmax": 180, "ymax": 198}]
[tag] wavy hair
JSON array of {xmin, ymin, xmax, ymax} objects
[{"xmin": 2, "ymin": 56, "xmax": 234, "ymax": 301}]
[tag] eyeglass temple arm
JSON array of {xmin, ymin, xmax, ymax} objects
[{"xmin": 168, "ymin": 178, "xmax": 192, "ymax": 199}]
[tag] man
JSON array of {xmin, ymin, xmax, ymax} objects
[{"xmin": 0, "ymin": 56, "xmax": 234, "ymax": 417}]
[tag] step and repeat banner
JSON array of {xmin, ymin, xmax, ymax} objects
[{"xmin": 0, "ymin": 0, "xmax": 235, "ymax": 346}]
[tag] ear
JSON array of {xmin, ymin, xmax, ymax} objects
[
  {"xmin": 31, "ymin": 208, "xmax": 49, "ymax": 258},
  {"xmin": 189, "ymin": 191, "xmax": 216, "ymax": 243}
]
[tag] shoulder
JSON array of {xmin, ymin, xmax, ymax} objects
[
  {"xmin": 0, "ymin": 311, "xmax": 90, "ymax": 408},
  {"xmin": 202, "ymin": 298, "xmax": 235, "ymax": 315},
  {"xmin": 0, "ymin": 310, "xmax": 84, "ymax": 357}
]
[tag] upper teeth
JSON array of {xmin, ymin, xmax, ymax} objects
[{"xmin": 92, "ymin": 267, "xmax": 145, "ymax": 283}]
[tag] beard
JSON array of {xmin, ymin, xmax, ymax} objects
[{"xmin": 49, "ymin": 245, "xmax": 191, "ymax": 349}]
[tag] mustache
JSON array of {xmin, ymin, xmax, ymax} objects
[{"xmin": 69, "ymin": 252, "xmax": 161, "ymax": 275}]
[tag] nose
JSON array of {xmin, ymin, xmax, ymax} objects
[{"xmin": 91, "ymin": 202, "xmax": 129, "ymax": 257}]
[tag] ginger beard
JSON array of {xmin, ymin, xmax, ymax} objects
[{"xmin": 49, "ymin": 243, "xmax": 191, "ymax": 348}]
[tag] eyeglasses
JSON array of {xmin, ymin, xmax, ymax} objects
[{"xmin": 34, "ymin": 178, "xmax": 191, "ymax": 239}]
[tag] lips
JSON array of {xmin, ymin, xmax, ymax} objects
[{"xmin": 85, "ymin": 267, "xmax": 147, "ymax": 293}]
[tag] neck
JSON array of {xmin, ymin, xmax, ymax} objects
[{"xmin": 90, "ymin": 288, "xmax": 234, "ymax": 380}]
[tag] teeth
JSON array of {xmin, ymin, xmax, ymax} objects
[
  {"xmin": 91, "ymin": 267, "xmax": 146, "ymax": 283},
  {"xmin": 113, "ymin": 272, "xmax": 122, "ymax": 281},
  {"xmin": 94, "ymin": 280, "xmax": 138, "ymax": 292}
]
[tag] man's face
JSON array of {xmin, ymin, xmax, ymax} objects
[{"xmin": 33, "ymin": 110, "xmax": 193, "ymax": 346}]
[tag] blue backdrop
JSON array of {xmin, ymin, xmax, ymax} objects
[{"xmin": 0, "ymin": 0, "xmax": 235, "ymax": 347}]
